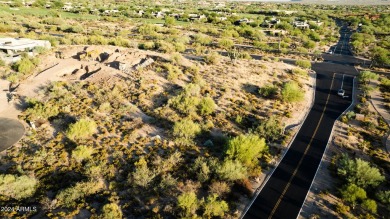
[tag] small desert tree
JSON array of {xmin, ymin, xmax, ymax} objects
[
  {"xmin": 337, "ymin": 155, "xmax": 384, "ymax": 188},
  {"xmin": 226, "ymin": 134, "xmax": 267, "ymax": 168}
]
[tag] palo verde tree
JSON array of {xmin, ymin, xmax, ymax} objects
[{"xmin": 225, "ymin": 134, "xmax": 268, "ymax": 168}]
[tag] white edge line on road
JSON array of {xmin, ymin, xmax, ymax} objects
[
  {"xmin": 296, "ymin": 74, "xmax": 357, "ymax": 219},
  {"xmin": 240, "ymin": 71, "xmax": 317, "ymax": 219}
]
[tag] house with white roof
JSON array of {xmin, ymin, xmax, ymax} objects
[{"xmin": 0, "ymin": 38, "xmax": 51, "ymax": 63}]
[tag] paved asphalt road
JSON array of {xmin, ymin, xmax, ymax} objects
[
  {"xmin": 0, "ymin": 118, "xmax": 25, "ymax": 152},
  {"xmin": 242, "ymin": 62, "xmax": 357, "ymax": 219}
]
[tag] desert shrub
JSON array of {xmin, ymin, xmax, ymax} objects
[
  {"xmin": 72, "ymin": 35, "xmax": 88, "ymax": 45},
  {"xmin": 256, "ymin": 116, "xmax": 283, "ymax": 143},
  {"xmin": 33, "ymin": 46, "xmax": 48, "ymax": 54},
  {"xmin": 109, "ymin": 37, "xmax": 131, "ymax": 47},
  {"xmin": 169, "ymin": 95, "xmax": 200, "ymax": 115},
  {"xmin": 191, "ymin": 157, "xmax": 211, "ymax": 183},
  {"xmin": 56, "ymin": 181, "xmax": 104, "ymax": 207},
  {"xmin": 359, "ymin": 71, "xmax": 379, "ymax": 84},
  {"xmin": 340, "ymin": 183, "xmax": 366, "ymax": 208},
  {"xmin": 209, "ymin": 181, "xmax": 230, "ymax": 197},
  {"xmin": 101, "ymin": 203, "xmax": 123, "ymax": 219},
  {"xmin": 0, "ymin": 174, "xmax": 38, "ymax": 200},
  {"xmin": 177, "ymin": 192, "xmax": 199, "ymax": 217},
  {"xmin": 163, "ymin": 63, "xmax": 183, "ymax": 81},
  {"xmin": 12, "ymin": 57, "xmax": 36, "ymax": 75},
  {"xmin": 193, "ymin": 34, "xmax": 212, "ymax": 45},
  {"xmin": 42, "ymin": 17, "xmax": 64, "ymax": 25},
  {"xmin": 218, "ymin": 38, "xmax": 234, "ymax": 49},
  {"xmin": 169, "ymin": 84, "xmax": 202, "ymax": 115},
  {"xmin": 138, "ymin": 41, "xmax": 155, "ymax": 50},
  {"xmin": 377, "ymin": 190, "xmax": 390, "ymax": 210},
  {"xmin": 66, "ymin": 118, "xmax": 97, "ymax": 140},
  {"xmin": 281, "ymin": 81, "xmax": 304, "ymax": 102},
  {"xmin": 24, "ymin": 101, "xmax": 59, "ymax": 120},
  {"xmin": 221, "ymin": 29, "xmax": 239, "ymax": 38},
  {"xmin": 361, "ymin": 199, "xmax": 377, "ymax": 214},
  {"xmin": 98, "ymin": 102, "xmax": 111, "ymax": 113},
  {"xmin": 199, "ymin": 96, "xmax": 216, "ymax": 116},
  {"xmin": 132, "ymin": 157, "xmax": 156, "ymax": 188},
  {"xmin": 138, "ymin": 23, "xmax": 159, "ymax": 35},
  {"xmin": 216, "ymin": 159, "xmax": 247, "ymax": 181},
  {"xmin": 88, "ymin": 35, "xmax": 108, "ymax": 45},
  {"xmin": 72, "ymin": 145, "xmax": 94, "ymax": 163},
  {"xmin": 259, "ymin": 84, "xmax": 278, "ymax": 99},
  {"xmin": 173, "ymin": 119, "xmax": 201, "ymax": 144},
  {"xmin": 380, "ymin": 77, "xmax": 390, "ymax": 92},
  {"xmin": 292, "ymin": 68, "xmax": 308, "ymax": 77},
  {"xmin": 205, "ymin": 52, "xmax": 220, "ymax": 65},
  {"xmin": 165, "ymin": 16, "xmax": 175, "ymax": 27},
  {"xmin": 155, "ymin": 40, "xmax": 175, "ymax": 53},
  {"xmin": 295, "ymin": 60, "xmax": 312, "ymax": 69},
  {"xmin": 335, "ymin": 202, "xmax": 350, "ymax": 215},
  {"xmin": 226, "ymin": 134, "xmax": 267, "ymax": 168},
  {"xmin": 174, "ymin": 42, "xmax": 186, "ymax": 52},
  {"xmin": 203, "ymin": 194, "xmax": 229, "ymax": 218}
]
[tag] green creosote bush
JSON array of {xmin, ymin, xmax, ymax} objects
[
  {"xmin": 281, "ymin": 81, "xmax": 304, "ymax": 102},
  {"xmin": 259, "ymin": 84, "xmax": 278, "ymax": 99},
  {"xmin": 177, "ymin": 192, "xmax": 199, "ymax": 216},
  {"xmin": 198, "ymin": 96, "xmax": 216, "ymax": 116},
  {"xmin": 172, "ymin": 118, "xmax": 201, "ymax": 145},
  {"xmin": 203, "ymin": 194, "xmax": 229, "ymax": 218},
  {"xmin": 0, "ymin": 174, "xmax": 38, "ymax": 200},
  {"xmin": 56, "ymin": 180, "xmax": 104, "ymax": 207},
  {"xmin": 295, "ymin": 60, "xmax": 312, "ymax": 69},
  {"xmin": 66, "ymin": 118, "xmax": 97, "ymax": 140},
  {"xmin": 205, "ymin": 52, "xmax": 220, "ymax": 65},
  {"xmin": 292, "ymin": 68, "xmax": 308, "ymax": 77},
  {"xmin": 216, "ymin": 159, "xmax": 247, "ymax": 181},
  {"xmin": 72, "ymin": 145, "xmax": 95, "ymax": 163},
  {"xmin": 138, "ymin": 41, "xmax": 155, "ymax": 50},
  {"xmin": 101, "ymin": 203, "xmax": 123, "ymax": 219}
]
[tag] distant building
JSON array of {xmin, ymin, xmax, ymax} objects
[
  {"xmin": 62, "ymin": 5, "xmax": 73, "ymax": 11},
  {"xmin": 293, "ymin": 20, "xmax": 309, "ymax": 29},
  {"xmin": 0, "ymin": 38, "xmax": 51, "ymax": 64}
]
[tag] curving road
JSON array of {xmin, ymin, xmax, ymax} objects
[
  {"xmin": 0, "ymin": 118, "xmax": 25, "ymax": 152},
  {"xmin": 242, "ymin": 62, "xmax": 356, "ymax": 219},
  {"xmin": 241, "ymin": 20, "xmax": 363, "ymax": 219}
]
